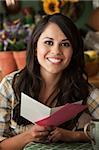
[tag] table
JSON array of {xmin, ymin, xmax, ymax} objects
[{"xmin": 24, "ymin": 142, "xmax": 92, "ymax": 150}]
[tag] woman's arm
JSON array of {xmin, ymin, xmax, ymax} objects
[
  {"xmin": 0, "ymin": 75, "xmax": 50, "ymax": 150},
  {"xmin": 0, "ymin": 124, "xmax": 50, "ymax": 150},
  {"xmin": 0, "ymin": 131, "xmax": 32, "ymax": 150},
  {"xmin": 48, "ymin": 112, "xmax": 92, "ymax": 143},
  {"xmin": 48, "ymin": 127, "xmax": 89, "ymax": 142}
]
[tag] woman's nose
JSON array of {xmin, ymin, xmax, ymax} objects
[{"xmin": 50, "ymin": 45, "xmax": 62, "ymax": 55}]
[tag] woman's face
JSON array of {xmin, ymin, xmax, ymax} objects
[{"xmin": 36, "ymin": 23, "xmax": 73, "ymax": 76}]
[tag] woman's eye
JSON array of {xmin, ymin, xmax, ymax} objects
[
  {"xmin": 44, "ymin": 41, "xmax": 53, "ymax": 46},
  {"xmin": 60, "ymin": 42, "xmax": 70, "ymax": 47}
]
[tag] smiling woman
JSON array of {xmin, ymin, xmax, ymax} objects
[{"xmin": 0, "ymin": 13, "xmax": 99, "ymax": 150}]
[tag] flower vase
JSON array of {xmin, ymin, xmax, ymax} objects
[
  {"xmin": 0, "ymin": 51, "xmax": 17, "ymax": 78},
  {"xmin": 13, "ymin": 50, "xmax": 26, "ymax": 70}
]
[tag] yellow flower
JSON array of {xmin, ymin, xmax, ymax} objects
[{"xmin": 43, "ymin": 0, "xmax": 60, "ymax": 15}]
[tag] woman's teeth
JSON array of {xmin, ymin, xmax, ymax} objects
[{"xmin": 48, "ymin": 58, "xmax": 62, "ymax": 63}]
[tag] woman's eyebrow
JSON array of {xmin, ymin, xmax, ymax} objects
[
  {"xmin": 43, "ymin": 37, "xmax": 53, "ymax": 40},
  {"xmin": 61, "ymin": 39, "xmax": 69, "ymax": 42},
  {"xmin": 43, "ymin": 37, "xmax": 68, "ymax": 41}
]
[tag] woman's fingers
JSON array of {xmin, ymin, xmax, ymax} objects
[
  {"xmin": 34, "ymin": 124, "xmax": 51, "ymax": 132},
  {"xmin": 33, "ymin": 131, "xmax": 50, "ymax": 143},
  {"xmin": 48, "ymin": 127, "xmax": 64, "ymax": 142},
  {"xmin": 38, "ymin": 130, "xmax": 49, "ymax": 137},
  {"xmin": 28, "ymin": 124, "xmax": 53, "ymax": 142}
]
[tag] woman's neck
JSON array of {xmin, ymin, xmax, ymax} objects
[
  {"xmin": 41, "ymin": 69, "xmax": 61, "ymax": 88},
  {"xmin": 39, "ymin": 71, "xmax": 61, "ymax": 104}
]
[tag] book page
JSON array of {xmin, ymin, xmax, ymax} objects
[{"xmin": 20, "ymin": 93, "xmax": 51, "ymax": 123}]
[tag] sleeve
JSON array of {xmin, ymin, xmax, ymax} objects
[
  {"xmin": 87, "ymin": 88, "xmax": 99, "ymax": 119},
  {"xmin": 0, "ymin": 76, "xmax": 14, "ymax": 142},
  {"xmin": 76, "ymin": 112, "xmax": 92, "ymax": 130}
]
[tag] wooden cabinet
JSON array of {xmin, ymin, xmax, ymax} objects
[{"xmin": 88, "ymin": 73, "xmax": 99, "ymax": 88}]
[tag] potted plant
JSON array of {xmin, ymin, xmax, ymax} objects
[
  {"xmin": 0, "ymin": 13, "xmax": 34, "ymax": 76},
  {"xmin": 0, "ymin": 30, "xmax": 17, "ymax": 78},
  {"xmin": 12, "ymin": 40, "xmax": 27, "ymax": 70},
  {"xmin": 7, "ymin": 19, "xmax": 34, "ymax": 70}
]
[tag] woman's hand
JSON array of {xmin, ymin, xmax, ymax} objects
[
  {"xmin": 27, "ymin": 124, "xmax": 51, "ymax": 143},
  {"xmin": 0, "ymin": 125, "xmax": 52, "ymax": 150},
  {"xmin": 48, "ymin": 127, "xmax": 89, "ymax": 142},
  {"xmin": 48, "ymin": 127, "xmax": 65, "ymax": 142}
]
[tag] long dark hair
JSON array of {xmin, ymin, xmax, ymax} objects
[{"xmin": 13, "ymin": 13, "xmax": 91, "ymax": 125}]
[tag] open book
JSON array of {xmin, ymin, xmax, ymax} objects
[{"xmin": 20, "ymin": 93, "xmax": 87, "ymax": 126}]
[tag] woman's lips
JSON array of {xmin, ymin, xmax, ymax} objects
[{"xmin": 47, "ymin": 57, "xmax": 62, "ymax": 64}]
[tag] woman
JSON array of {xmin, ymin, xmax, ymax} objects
[{"xmin": 0, "ymin": 13, "xmax": 99, "ymax": 150}]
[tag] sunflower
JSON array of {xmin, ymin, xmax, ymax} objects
[{"xmin": 42, "ymin": 0, "xmax": 60, "ymax": 15}]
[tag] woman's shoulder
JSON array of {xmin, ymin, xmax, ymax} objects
[
  {"xmin": 0, "ymin": 70, "xmax": 21, "ymax": 85},
  {"xmin": 88, "ymin": 87, "xmax": 99, "ymax": 100},
  {"xmin": 87, "ymin": 87, "xmax": 99, "ymax": 119},
  {"xmin": 87, "ymin": 87, "xmax": 99, "ymax": 104}
]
